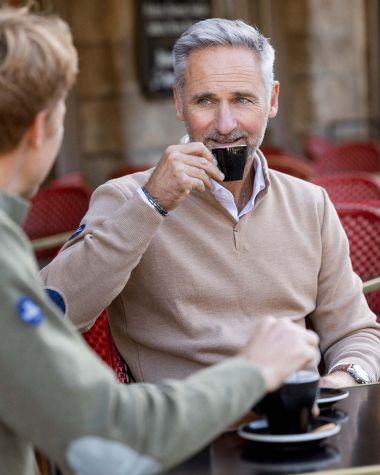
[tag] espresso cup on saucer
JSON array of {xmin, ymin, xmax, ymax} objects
[
  {"xmin": 211, "ymin": 145, "xmax": 248, "ymax": 181},
  {"xmin": 254, "ymin": 370, "xmax": 320, "ymax": 435}
]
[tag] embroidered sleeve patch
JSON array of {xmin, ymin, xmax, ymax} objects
[
  {"xmin": 17, "ymin": 296, "xmax": 45, "ymax": 326},
  {"xmin": 69, "ymin": 223, "xmax": 86, "ymax": 240},
  {"xmin": 45, "ymin": 288, "xmax": 66, "ymax": 315}
]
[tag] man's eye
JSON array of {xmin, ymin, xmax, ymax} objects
[
  {"xmin": 236, "ymin": 97, "xmax": 250, "ymax": 104},
  {"xmin": 197, "ymin": 98, "xmax": 211, "ymax": 105}
]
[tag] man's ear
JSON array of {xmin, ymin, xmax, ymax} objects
[
  {"xmin": 268, "ymin": 81, "xmax": 280, "ymax": 118},
  {"xmin": 25, "ymin": 110, "xmax": 47, "ymax": 149},
  {"xmin": 173, "ymin": 86, "xmax": 185, "ymax": 121}
]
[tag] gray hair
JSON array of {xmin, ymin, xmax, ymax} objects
[{"xmin": 173, "ymin": 18, "xmax": 275, "ymax": 97}]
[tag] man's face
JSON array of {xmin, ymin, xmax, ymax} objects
[{"xmin": 175, "ymin": 46, "xmax": 279, "ymax": 159}]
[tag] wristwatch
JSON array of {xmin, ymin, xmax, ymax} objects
[{"xmin": 330, "ymin": 364, "xmax": 373, "ymax": 384}]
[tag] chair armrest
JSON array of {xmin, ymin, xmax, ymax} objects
[
  {"xmin": 31, "ymin": 231, "xmax": 73, "ymax": 251},
  {"xmin": 363, "ymin": 276, "xmax": 380, "ymax": 294}
]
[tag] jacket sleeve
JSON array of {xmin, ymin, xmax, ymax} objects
[
  {"xmin": 40, "ymin": 180, "xmax": 164, "ymax": 329},
  {"xmin": 309, "ymin": 188, "xmax": 380, "ymax": 382},
  {"xmin": 1, "ymin": 220, "xmax": 266, "ymax": 474}
]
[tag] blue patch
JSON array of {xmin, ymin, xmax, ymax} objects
[
  {"xmin": 17, "ymin": 296, "xmax": 45, "ymax": 326},
  {"xmin": 69, "ymin": 223, "xmax": 86, "ymax": 240},
  {"xmin": 45, "ymin": 288, "xmax": 66, "ymax": 315}
]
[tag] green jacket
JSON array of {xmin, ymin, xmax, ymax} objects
[{"xmin": 0, "ymin": 191, "xmax": 265, "ymax": 475}]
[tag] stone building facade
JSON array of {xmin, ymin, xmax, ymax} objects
[{"xmin": 14, "ymin": 0, "xmax": 380, "ymax": 186}]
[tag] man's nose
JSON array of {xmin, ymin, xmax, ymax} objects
[{"xmin": 214, "ymin": 103, "xmax": 237, "ymax": 135}]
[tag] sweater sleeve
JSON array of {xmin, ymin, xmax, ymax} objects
[
  {"xmin": 310, "ymin": 188, "xmax": 380, "ymax": 382},
  {"xmin": 40, "ymin": 180, "xmax": 164, "ymax": 328},
  {"xmin": 1, "ymin": 218, "xmax": 266, "ymax": 474}
]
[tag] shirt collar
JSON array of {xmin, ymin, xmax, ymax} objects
[
  {"xmin": 0, "ymin": 191, "xmax": 29, "ymax": 226},
  {"xmin": 210, "ymin": 152, "xmax": 266, "ymax": 219}
]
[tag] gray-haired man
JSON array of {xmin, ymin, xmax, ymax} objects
[{"xmin": 42, "ymin": 18, "xmax": 380, "ymax": 389}]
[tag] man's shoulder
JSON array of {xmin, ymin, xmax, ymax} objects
[
  {"xmin": 88, "ymin": 167, "xmax": 155, "ymax": 206},
  {"xmin": 107, "ymin": 167, "xmax": 155, "ymax": 191}
]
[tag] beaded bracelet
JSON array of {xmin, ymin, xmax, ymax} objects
[{"xmin": 141, "ymin": 186, "xmax": 169, "ymax": 217}]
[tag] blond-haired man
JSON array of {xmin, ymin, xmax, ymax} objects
[{"xmin": 0, "ymin": 7, "xmax": 319, "ymax": 475}]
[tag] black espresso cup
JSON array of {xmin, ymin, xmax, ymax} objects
[
  {"xmin": 211, "ymin": 145, "xmax": 248, "ymax": 181},
  {"xmin": 254, "ymin": 370, "xmax": 320, "ymax": 435}
]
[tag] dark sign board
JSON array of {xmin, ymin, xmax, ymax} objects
[{"xmin": 136, "ymin": 0, "xmax": 211, "ymax": 97}]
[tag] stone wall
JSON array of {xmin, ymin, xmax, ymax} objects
[
  {"xmin": 52, "ymin": 0, "xmax": 375, "ymax": 186},
  {"xmin": 307, "ymin": 0, "xmax": 368, "ymax": 132},
  {"xmin": 57, "ymin": 0, "xmax": 185, "ymax": 187},
  {"xmin": 260, "ymin": 0, "xmax": 370, "ymax": 152}
]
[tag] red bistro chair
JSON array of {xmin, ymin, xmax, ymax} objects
[
  {"xmin": 23, "ymin": 185, "xmax": 90, "ymax": 263},
  {"xmin": 336, "ymin": 205, "xmax": 380, "ymax": 321},
  {"xmin": 315, "ymin": 142, "xmax": 380, "ymax": 176},
  {"xmin": 110, "ymin": 165, "xmax": 149, "ymax": 180},
  {"xmin": 82, "ymin": 309, "xmax": 131, "ymax": 384},
  {"xmin": 266, "ymin": 154, "xmax": 316, "ymax": 181},
  {"xmin": 313, "ymin": 174, "xmax": 380, "ymax": 205},
  {"xmin": 303, "ymin": 135, "xmax": 334, "ymax": 162},
  {"xmin": 47, "ymin": 172, "xmax": 89, "ymax": 190}
]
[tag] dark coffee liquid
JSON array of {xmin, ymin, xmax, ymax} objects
[{"xmin": 211, "ymin": 145, "xmax": 248, "ymax": 181}]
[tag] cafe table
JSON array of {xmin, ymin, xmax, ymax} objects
[{"xmin": 166, "ymin": 383, "xmax": 380, "ymax": 475}]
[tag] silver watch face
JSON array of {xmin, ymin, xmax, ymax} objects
[{"xmin": 348, "ymin": 364, "xmax": 372, "ymax": 384}]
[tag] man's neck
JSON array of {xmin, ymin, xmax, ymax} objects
[
  {"xmin": 222, "ymin": 160, "xmax": 255, "ymax": 213},
  {"xmin": 0, "ymin": 147, "xmax": 27, "ymax": 198}
]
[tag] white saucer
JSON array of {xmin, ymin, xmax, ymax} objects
[
  {"xmin": 317, "ymin": 388, "xmax": 349, "ymax": 406},
  {"xmin": 238, "ymin": 418, "xmax": 341, "ymax": 444}
]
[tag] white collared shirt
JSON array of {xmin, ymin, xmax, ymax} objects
[
  {"xmin": 210, "ymin": 152, "xmax": 265, "ymax": 221},
  {"xmin": 138, "ymin": 152, "xmax": 265, "ymax": 221}
]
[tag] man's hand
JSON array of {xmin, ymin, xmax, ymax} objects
[
  {"xmin": 320, "ymin": 371, "xmax": 358, "ymax": 388},
  {"xmin": 238, "ymin": 317, "xmax": 320, "ymax": 393},
  {"xmin": 144, "ymin": 142, "xmax": 224, "ymax": 211}
]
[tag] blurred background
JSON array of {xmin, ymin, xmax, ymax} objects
[{"xmin": 4, "ymin": 0, "xmax": 380, "ymax": 188}]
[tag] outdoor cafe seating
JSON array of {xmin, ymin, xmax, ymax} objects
[{"xmin": 30, "ymin": 142, "xmax": 380, "ymax": 474}]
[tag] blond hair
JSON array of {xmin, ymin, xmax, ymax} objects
[{"xmin": 0, "ymin": 6, "xmax": 78, "ymax": 153}]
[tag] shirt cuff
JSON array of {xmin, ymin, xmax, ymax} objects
[{"xmin": 137, "ymin": 187, "xmax": 155, "ymax": 210}]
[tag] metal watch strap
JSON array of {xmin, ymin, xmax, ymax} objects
[{"xmin": 330, "ymin": 363, "xmax": 373, "ymax": 384}]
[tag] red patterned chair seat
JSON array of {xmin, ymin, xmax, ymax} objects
[{"xmin": 336, "ymin": 205, "xmax": 380, "ymax": 321}]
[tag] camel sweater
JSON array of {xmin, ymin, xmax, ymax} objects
[{"xmin": 41, "ymin": 155, "xmax": 380, "ymax": 383}]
